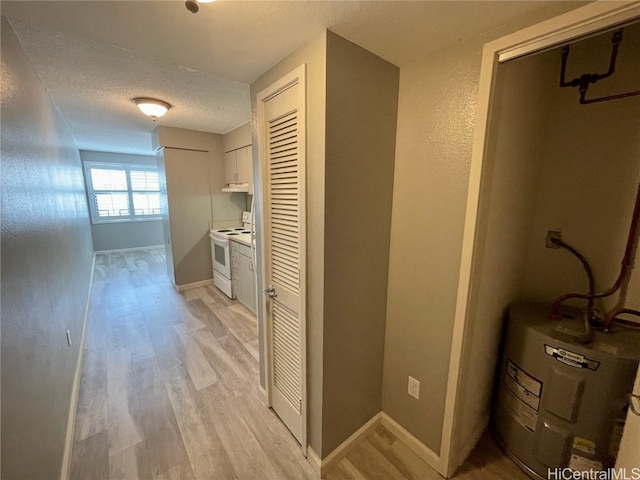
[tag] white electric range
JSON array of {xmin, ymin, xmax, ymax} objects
[{"xmin": 209, "ymin": 212, "xmax": 253, "ymax": 298}]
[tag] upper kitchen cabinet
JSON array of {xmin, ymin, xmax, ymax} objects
[
  {"xmin": 222, "ymin": 122, "xmax": 254, "ymax": 194},
  {"xmin": 223, "ymin": 145, "xmax": 253, "ymax": 191}
]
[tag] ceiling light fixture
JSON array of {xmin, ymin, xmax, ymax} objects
[
  {"xmin": 133, "ymin": 97, "xmax": 171, "ymax": 121},
  {"xmin": 185, "ymin": 0, "xmax": 215, "ymax": 14}
]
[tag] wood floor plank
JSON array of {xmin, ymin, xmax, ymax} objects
[
  {"xmin": 454, "ymin": 431, "xmax": 530, "ymax": 480},
  {"xmin": 202, "ymin": 394, "xmax": 281, "ymax": 480},
  {"xmin": 182, "ymin": 289, "xmax": 200, "ymax": 302},
  {"xmin": 233, "ymin": 393, "xmax": 316, "ymax": 480},
  {"xmin": 177, "ymin": 302, "xmax": 208, "ymax": 331},
  {"xmin": 74, "ymin": 309, "xmax": 108, "ymax": 441},
  {"xmin": 126, "ymin": 313, "xmax": 156, "ymax": 361},
  {"xmin": 135, "ymin": 377, "xmax": 189, "ymax": 476},
  {"xmin": 216, "ymin": 333, "xmax": 260, "ymax": 381},
  {"xmin": 387, "ymin": 437, "xmax": 441, "ymax": 480},
  {"xmin": 200, "ymin": 284, "xmax": 234, "ymax": 307},
  {"xmin": 243, "ymin": 339, "xmax": 260, "ymax": 362},
  {"xmin": 193, "ymin": 329, "xmax": 248, "ymax": 398},
  {"xmin": 107, "ymin": 319, "xmax": 144, "ymax": 456},
  {"xmin": 367, "ymin": 426, "xmax": 440, "ymax": 480},
  {"xmin": 173, "ymin": 324, "xmax": 219, "ymax": 391},
  {"xmin": 70, "ymin": 430, "xmax": 109, "ymax": 480},
  {"xmin": 208, "ymin": 302, "xmax": 256, "ymax": 344},
  {"xmin": 185, "ymin": 298, "xmax": 228, "ymax": 337},
  {"xmin": 345, "ymin": 439, "xmax": 407, "ymax": 480},
  {"xmin": 227, "ymin": 302, "xmax": 258, "ymax": 330},
  {"xmin": 108, "ymin": 443, "xmax": 152, "ymax": 480},
  {"xmin": 324, "ymin": 458, "xmax": 368, "ymax": 480},
  {"xmin": 165, "ymin": 374, "xmax": 236, "ymax": 480},
  {"xmin": 145, "ymin": 315, "xmax": 190, "ymax": 384},
  {"xmin": 154, "ymin": 460, "xmax": 197, "ymax": 480}
]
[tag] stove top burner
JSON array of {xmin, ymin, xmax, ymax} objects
[{"xmin": 211, "ymin": 227, "xmax": 251, "ymax": 238}]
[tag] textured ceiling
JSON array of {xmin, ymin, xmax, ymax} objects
[{"xmin": 1, "ymin": 1, "xmax": 585, "ymax": 154}]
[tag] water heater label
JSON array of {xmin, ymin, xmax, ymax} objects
[
  {"xmin": 503, "ymin": 386, "xmax": 538, "ymax": 432},
  {"xmin": 572, "ymin": 437, "xmax": 596, "ymax": 455},
  {"xmin": 568, "ymin": 454, "xmax": 602, "ymax": 473},
  {"xmin": 544, "ymin": 344, "xmax": 601, "ymax": 370},
  {"xmin": 506, "ymin": 359, "xmax": 543, "ymax": 397}
]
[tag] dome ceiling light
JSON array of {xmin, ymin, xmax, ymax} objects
[
  {"xmin": 185, "ymin": 0, "xmax": 215, "ymax": 14},
  {"xmin": 132, "ymin": 97, "xmax": 171, "ymax": 121}
]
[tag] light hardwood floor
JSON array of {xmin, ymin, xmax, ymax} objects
[{"xmin": 71, "ymin": 248, "xmax": 529, "ymax": 480}]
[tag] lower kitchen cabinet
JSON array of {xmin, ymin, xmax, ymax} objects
[{"xmin": 230, "ymin": 240, "xmax": 256, "ymax": 313}]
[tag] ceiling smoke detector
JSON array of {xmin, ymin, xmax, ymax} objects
[{"xmin": 133, "ymin": 97, "xmax": 171, "ymax": 121}]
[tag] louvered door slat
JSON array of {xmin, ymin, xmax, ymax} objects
[{"xmin": 268, "ymin": 106, "xmax": 302, "ymax": 418}]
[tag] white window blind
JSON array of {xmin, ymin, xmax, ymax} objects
[{"xmin": 84, "ymin": 162, "xmax": 161, "ymax": 223}]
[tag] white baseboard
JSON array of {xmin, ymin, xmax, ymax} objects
[
  {"xmin": 60, "ymin": 252, "xmax": 96, "ymax": 480},
  {"xmin": 307, "ymin": 447, "xmax": 321, "ymax": 478},
  {"xmin": 320, "ymin": 412, "xmax": 383, "ymax": 476},
  {"xmin": 95, "ymin": 244, "xmax": 164, "ymax": 254},
  {"xmin": 175, "ymin": 279, "xmax": 213, "ymax": 291},
  {"xmin": 380, "ymin": 413, "xmax": 441, "ymax": 475}
]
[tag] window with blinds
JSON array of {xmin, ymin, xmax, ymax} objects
[{"xmin": 84, "ymin": 162, "xmax": 161, "ymax": 223}]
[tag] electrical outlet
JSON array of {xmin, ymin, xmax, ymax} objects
[
  {"xmin": 408, "ymin": 376, "xmax": 420, "ymax": 400},
  {"xmin": 66, "ymin": 329, "xmax": 72, "ymax": 347},
  {"xmin": 546, "ymin": 230, "xmax": 562, "ymax": 249}
]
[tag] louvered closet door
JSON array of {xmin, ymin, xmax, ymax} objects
[{"xmin": 263, "ymin": 77, "xmax": 305, "ymax": 444}]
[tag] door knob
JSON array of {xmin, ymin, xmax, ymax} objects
[{"xmin": 264, "ymin": 285, "xmax": 277, "ymax": 299}]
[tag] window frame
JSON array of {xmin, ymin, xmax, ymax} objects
[{"xmin": 83, "ymin": 161, "xmax": 162, "ymax": 224}]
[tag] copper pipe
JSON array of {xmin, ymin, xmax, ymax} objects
[
  {"xmin": 549, "ymin": 182, "xmax": 640, "ymax": 320},
  {"xmin": 580, "ymin": 89, "xmax": 640, "ymax": 104},
  {"xmin": 605, "ymin": 308, "xmax": 640, "ymax": 329}
]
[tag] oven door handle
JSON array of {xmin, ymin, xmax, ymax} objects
[{"xmin": 212, "ymin": 236, "xmax": 229, "ymax": 246}]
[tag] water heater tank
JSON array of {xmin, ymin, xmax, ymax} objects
[{"xmin": 494, "ymin": 303, "xmax": 640, "ymax": 479}]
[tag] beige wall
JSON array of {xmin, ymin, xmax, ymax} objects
[
  {"xmin": 322, "ymin": 31, "xmax": 398, "ymax": 455},
  {"xmin": 223, "ymin": 122, "xmax": 251, "ymax": 152},
  {"xmin": 382, "ymin": 2, "xmax": 588, "ymax": 455},
  {"xmin": 382, "ymin": 38, "xmax": 481, "ymax": 454},
  {"xmin": 250, "ymin": 31, "xmax": 328, "ymax": 454},
  {"xmin": 1, "ymin": 16, "xmax": 94, "ymax": 479},
  {"xmin": 163, "ymin": 147, "xmax": 217, "ymax": 286}
]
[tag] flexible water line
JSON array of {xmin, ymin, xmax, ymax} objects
[{"xmin": 549, "ymin": 182, "xmax": 640, "ymax": 328}]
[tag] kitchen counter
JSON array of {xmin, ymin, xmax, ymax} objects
[{"xmin": 229, "ymin": 233, "xmax": 252, "ymax": 248}]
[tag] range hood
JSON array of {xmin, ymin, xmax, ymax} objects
[{"xmin": 222, "ymin": 183, "xmax": 249, "ymax": 193}]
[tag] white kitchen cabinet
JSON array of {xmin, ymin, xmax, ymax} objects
[
  {"xmin": 230, "ymin": 239, "xmax": 256, "ymax": 313},
  {"xmin": 223, "ymin": 145, "xmax": 253, "ymax": 193},
  {"xmin": 239, "ymin": 253, "xmax": 256, "ymax": 313}
]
